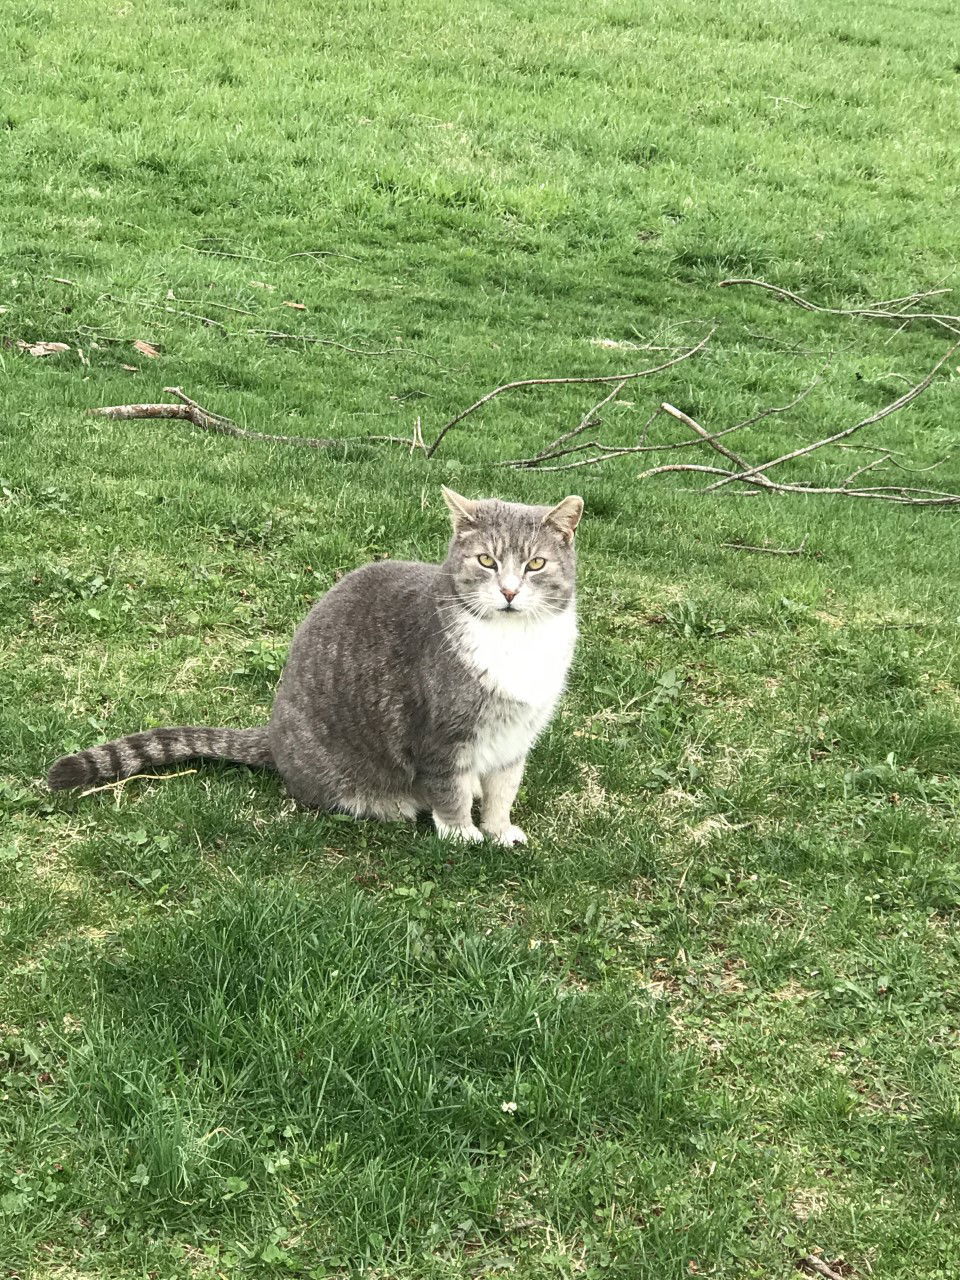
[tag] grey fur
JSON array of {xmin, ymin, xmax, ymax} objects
[{"xmin": 47, "ymin": 490, "xmax": 583, "ymax": 843}]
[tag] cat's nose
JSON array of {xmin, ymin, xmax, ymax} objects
[{"xmin": 500, "ymin": 586, "xmax": 518, "ymax": 603}]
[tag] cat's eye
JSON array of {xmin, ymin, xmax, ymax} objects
[
  {"xmin": 526, "ymin": 557, "xmax": 546, "ymax": 572},
  {"xmin": 477, "ymin": 554, "xmax": 497, "ymax": 569}
]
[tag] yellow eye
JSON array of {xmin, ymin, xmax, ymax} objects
[
  {"xmin": 478, "ymin": 554, "xmax": 496, "ymax": 569},
  {"xmin": 526, "ymin": 557, "xmax": 546, "ymax": 572}
]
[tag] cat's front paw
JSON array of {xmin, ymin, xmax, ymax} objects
[
  {"xmin": 489, "ymin": 824, "xmax": 528, "ymax": 847},
  {"xmin": 434, "ymin": 818, "xmax": 484, "ymax": 843}
]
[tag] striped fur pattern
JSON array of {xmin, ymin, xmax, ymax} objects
[
  {"xmin": 47, "ymin": 726, "xmax": 272, "ymax": 790},
  {"xmin": 47, "ymin": 490, "xmax": 583, "ymax": 845}
]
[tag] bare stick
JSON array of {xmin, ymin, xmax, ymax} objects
[
  {"xmin": 284, "ymin": 249, "xmax": 361, "ymax": 262},
  {"xmin": 102, "ymin": 293, "xmax": 228, "ymax": 330},
  {"xmin": 410, "ymin": 416, "xmax": 425, "ymax": 454},
  {"xmin": 184, "ymin": 244, "xmax": 270, "ymax": 262},
  {"xmin": 251, "ymin": 329, "xmax": 443, "ymax": 365},
  {"xmin": 499, "ymin": 374, "xmax": 821, "ymax": 470},
  {"xmin": 765, "ymin": 95, "xmax": 811, "ymax": 109},
  {"xmin": 799, "ymin": 1256, "xmax": 846, "ymax": 1280},
  {"xmin": 538, "ymin": 363, "xmax": 960, "ymax": 502},
  {"xmin": 661, "ymin": 402, "xmax": 753, "ymax": 471},
  {"xmin": 724, "ymin": 365, "xmax": 829, "ymax": 433},
  {"xmin": 178, "ymin": 298, "xmax": 256, "ymax": 317},
  {"xmin": 424, "ymin": 328, "xmax": 714, "ymax": 458},
  {"xmin": 723, "ymin": 538, "xmax": 808, "ymax": 555},
  {"xmin": 841, "ymin": 455, "xmax": 891, "ymax": 487},
  {"xmin": 719, "ymin": 278, "xmax": 960, "ymax": 332},
  {"xmin": 250, "ymin": 329, "xmax": 416, "ymax": 358},
  {"xmin": 705, "ymin": 340, "xmax": 960, "ymax": 491},
  {"xmin": 89, "ymin": 388, "xmax": 411, "ymax": 450},
  {"xmin": 507, "ymin": 380, "xmax": 631, "ymax": 468}
]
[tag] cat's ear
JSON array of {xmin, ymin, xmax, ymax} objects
[
  {"xmin": 441, "ymin": 486, "xmax": 480, "ymax": 530},
  {"xmin": 543, "ymin": 495, "xmax": 584, "ymax": 541}
]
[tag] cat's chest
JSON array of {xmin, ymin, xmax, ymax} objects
[{"xmin": 458, "ymin": 607, "xmax": 577, "ymax": 708}]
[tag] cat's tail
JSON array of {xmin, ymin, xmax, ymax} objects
[{"xmin": 47, "ymin": 726, "xmax": 273, "ymax": 791}]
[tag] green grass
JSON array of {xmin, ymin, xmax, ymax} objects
[{"xmin": 3, "ymin": 0, "xmax": 960, "ymax": 1275}]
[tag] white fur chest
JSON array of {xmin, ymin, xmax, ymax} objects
[{"xmin": 457, "ymin": 607, "xmax": 577, "ymax": 774}]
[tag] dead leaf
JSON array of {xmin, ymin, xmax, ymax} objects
[
  {"xmin": 132, "ymin": 340, "xmax": 160, "ymax": 358},
  {"xmin": 282, "ymin": 300, "xmax": 307, "ymax": 310},
  {"xmin": 17, "ymin": 340, "xmax": 70, "ymax": 357},
  {"xmin": 166, "ymin": 289, "xmax": 176, "ymax": 300},
  {"xmin": 250, "ymin": 280, "xmax": 275, "ymax": 291},
  {"xmin": 121, "ymin": 364, "xmax": 139, "ymax": 372}
]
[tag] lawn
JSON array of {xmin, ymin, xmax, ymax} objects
[{"xmin": 2, "ymin": 0, "xmax": 960, "ymax": 1276}]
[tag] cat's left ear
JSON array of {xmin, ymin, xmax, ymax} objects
[
  {"xmin": 543, "ymin": 495, "xmax": 584, "ymax": 541},
  {"xmin": 441, "ymin": 486, "xmax": 480, "ymax": 530}
]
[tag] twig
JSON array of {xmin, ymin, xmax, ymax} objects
[
  {"xmin": 766, "ymin": 95, "xmax": 811, "ymax": 109},
  {"xmin": 183, "ymin": 244, "xmax": 271, "ymax": 262},
  {"xmin": 841, "ymin": 455, "xmax": 891, "ymax": 486},
  {"xmin": 499, "ymin": 370, "xmax": 824, "ymax": 471},
  {"xmin": 723, "ymin": 538, "xmax": 808, "ymax": 555},
  {"xmin": 410, "ymin": 416, "xmax": 425, "ymax": 454},
  {"xmin": 178, "ymin": 298, "xmax": 256, "ymax": 317},
  {"xmin": 506, "ymin": 380, "xmax": 630, "ymax": 468},
  {"xmin": 89, "ymin": 387, "xmax": 412, "ymax": 451},
  {"xmin": 719, "ymin": 278, "xmax": 960, "ymax": 334},
  {"xmin": 284, "ymin": 249, "xmax": 361, "ymax": 261},
  {"xmin": 102, "ymin": 293, "xmax": 227, "ymax": 330},
  {"xmin": 661, "ymin": 402, "xmax": 753, "ymax": 470},
  {"xmin": 726, "ymin": 366, "xmax": 829, "ymax": 432},
  {"xmin": 704, "ymin": 340, "xmax": 959, "ymax": 491},
  {"xmin": 424, "ymin": 328, "xmax": 715, "ymax": 458},
  {"xmin": 80, "ymin": 769, "xmax": 198, "ymax": 796},
  {"xmin": 799, "ymin": 1256, "xmax": 847, "ymax": 1280},
  {"xmin": 250, "ymin": 329, "xmax": 417, "ymax": 358},
  {"xmin": 746, "ymin": 331, "xmax": 827, "ymax": 355}
]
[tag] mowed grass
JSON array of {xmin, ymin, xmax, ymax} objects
[{"xmin": 3, "ymin": 0, "xmax": 960, "ymax": 1275}]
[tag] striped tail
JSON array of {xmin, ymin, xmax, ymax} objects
[{"xmin": 47, "ymin": 726, "xmax": 273, "ymax": 791}]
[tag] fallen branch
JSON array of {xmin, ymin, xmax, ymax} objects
[
  {"xmin": 184, "ymin": 243, "xmax": 270, "ymax": 262},
  {"xmin": 500, "ymin": 403, "xmax": 773, "ymax": 473},
  {"xmin": 500, "ymin": 339, "xmax": 960, "ymax": 503},
  {"xmin": 723, "ymin": 538, "xmax": 808, "ymax": 555},
  {"xmin": 498, "ymin": 366, "xmax": 825, "ymax": 472},
  {"xmin": 500, "ymin": 380, "xmax": 632, "ymax": 468},
  {"xmin": 719, "ymin": 278, "xmax": 960, "ymax": 335},
  {"xmin": 424, "ymin": 328, "xmax": 715, "ymax": 458},
  {"xmin": 82, "ymin": 315, "xmax": 960, "ymax": 508},
  {"xmin": 798, "ymin": 1256, "xmax": 847, "ymax": 1280},
  {"xmin": 101, "ymin": 293, "xmax": 228, "ymax": 330},
  {"xmin": 89, "ymin": 387, "xmax": 415, "ymax": 451},
  {"xmin": 703, "ymin": 340, "xmax": 958, "ymax": 491},
  {"xmin": 250, "ymin": 329, "xmax": 420, "ymax": 358}
]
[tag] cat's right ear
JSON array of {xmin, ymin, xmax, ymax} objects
[{"xmin": 441, "ymin": 486, "xmax": 479, "ymax": 531}]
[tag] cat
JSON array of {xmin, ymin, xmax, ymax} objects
[{"xmin": 47, "ymin": 487, "xmax": 583, "ymax": 844}]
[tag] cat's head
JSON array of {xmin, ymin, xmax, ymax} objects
[{"xmin": 441, "ymin": 487, "xmax": 583, "ymax": 620}]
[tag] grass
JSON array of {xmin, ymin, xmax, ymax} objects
[{"xmin": 2, "ymin": 0, "xmax": 960, "ymax": 1275}]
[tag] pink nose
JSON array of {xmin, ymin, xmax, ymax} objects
[{"xmin": 500, "ymin": 586, "xmax": 518, "ymax": 602}]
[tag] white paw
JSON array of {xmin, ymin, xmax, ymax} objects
[
  {"xmin": 434, "ymin": 819, "xmax": 484, "ymax": 843},
  {"xmin": 490, "ymin": 824, "xmax": 528, "ymax": 847}
]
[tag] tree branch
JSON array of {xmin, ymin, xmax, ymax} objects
[
  {"xmin": 423, "ymin": 328, "xmax": 715, "ymax": 458},
  {"xmin": 719, "ymin": 278, "xmax": 960, "ymax": 335},
  {"xmin": 89, "ymin": 388, "xmax": 413, "ymax": 450}
]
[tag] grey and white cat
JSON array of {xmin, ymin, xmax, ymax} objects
[{"xmin": 48, "ymin": 488, "xmax": 583, "ymax": 844}]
